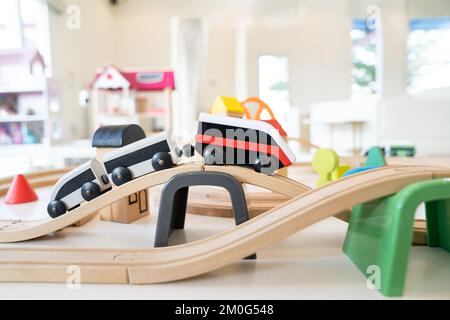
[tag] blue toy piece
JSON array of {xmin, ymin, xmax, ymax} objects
[{"xmin": 343, "ymin": 165, "xmax": 380, "ymax": 177}]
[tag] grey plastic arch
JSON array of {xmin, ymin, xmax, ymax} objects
[{"xmin": 154, "ymin": 171, "xmax": 256, "ymax": 259}]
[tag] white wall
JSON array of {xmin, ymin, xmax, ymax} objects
[
  {"xmin": 47, "ymin": 0, "xmax": 450, "ymax": 156},
  {"xmin": 48, "ymin": 0, "xmax": 354, "ymax": 142},
  {"xmin": 109, "ymin": 0, "xmax": 354, "ymax": 115},
  {"xmin": 374, "ymin": 0, "xmax": 450, "ymax": 155},
  {"xmin": 197, "ymin": 23, "xmax": 236, "ymax": 114},
  {"xmin": 49, "ymin": 0, "xmax": 114, "ymax": 142},
  {"xmin": 379, "ymin": 95, "xmax": 450, "ymax": 155},
  {"xmin": 380, "ymin": 0, "xmax": 409, "ymax": 97},
  {"xmin": 408, "ymin": 0, "xmax": 450, "ymax": 18},
  {"xmin": 309, "ymin": 0, "xmax": 450, "ymax": 156},
  {"xmin": 111, "ymin": 14, "xmax": 172, "ymax": 69}
]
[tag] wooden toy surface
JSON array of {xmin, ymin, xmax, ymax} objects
[
  {"xmin": 0, "ymin": 168, "xmax": 71, "ymax": 190},
  {"xmin": 149, "ymin": 166, "xmax": 315, "ymax": 219},
  {"xmin": 0, "ymin": 164, "xmax": 448, "ymax": 285},
  {"xmin": 2, "ymin": 213, "xmax": 447, "ymax": 299},
  {"xmin": 173, "ymin": 154, "xmax": 450, "ymax": 234},
  {"xmin": 286, "ymin": 136, "xmax": 321, "ymax": 150},
  {"xmin": 341, "ymin": 155, "xmax": 450, "ymax": 168},
  {"xmin": 151, "ymin": 186, "xmax": 290, "ymax": 219},
  {"xmin": 0, "ymin": 164, "xmax": 311, "ymax": 243}
]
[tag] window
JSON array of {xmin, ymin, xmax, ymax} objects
[
  {"xmin": 0, "ymin": 0, "xmax": 22, "ymax": 50},
  {"xmin": 0, "ymin": 0, "xmax": 50, "ymax": 64},
  {"xmin": 258, "ymin": 55, "xmax": 291, "ymax": 123},
  {"xmin": 351, "ymin": 18, "xmax": 378, "ymax": 98},
  {"xmin": 407, "ymin": 17, "xmax": 450, "ymax": 92}
]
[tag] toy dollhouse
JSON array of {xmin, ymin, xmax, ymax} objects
[
  {"xmin": 0, "ymin": 46, "xmax": 48, "ymax": 146},
  {"xmin": 88, "ymin": 65, "xmax": 175, "ymax": 135}
]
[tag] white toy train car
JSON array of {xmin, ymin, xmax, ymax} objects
[
  {"xmin": 47, "ymin": 160, "xmax": 111, "ymax": 218},
  {"xmin": 47, "ymin": 131, "xmax": 182, "ymax": 218},
  {"xmin": 102, "ymin": 131, "xmax": 181, "ymax": 186}
]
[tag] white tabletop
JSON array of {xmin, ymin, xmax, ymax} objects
[{"xmin": 0, "ymin": 184, "xmax": 449, "ymax": 300}]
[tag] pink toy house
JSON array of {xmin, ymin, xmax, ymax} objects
[{"xmin": 88, "ymin": 65, "xmax": 175, "ymax": 135}]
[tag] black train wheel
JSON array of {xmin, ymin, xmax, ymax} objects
[
  {"xmin": 203, "ymin": 145, "xmax": 225, "ymax": 165},
  {"xmin": 47, "ymin": 200, "xmax": 67, "ymax": 218},
  {"xmin": 152, "ymin": 152, "xmax": 174, "ymax": 171},
  {"xmin": 182, "ymin": 144, "xmax": 195, "ymax": 158},
  {"xmin": 112, "ymin": 167, "xmax": 132, "ymax": 186},
  {"xmin": 203, "ymin": 145, "xmax": 216, "ymax": 165},
  {"xmin": 81, "ymin": 182, "xmax": 101, "ymax": 201},
  {"xmin": 253, "ymin": 155, "xmax": 273, "ymax": 174}
]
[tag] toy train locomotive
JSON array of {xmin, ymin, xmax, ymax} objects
[
  {"xmin": 47, "ymin": 131, "xmax": 181, "ymax": 218},
  {"xmin": 195, "ymin": 113, "xmax": 295, "ymax": 174},
  {"xmin": 47, "ymin": 114, "xmax": 295, "ymax": 218}
]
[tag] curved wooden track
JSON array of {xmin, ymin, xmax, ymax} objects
[
  {"xmin": 154, "ymin": 187, "xmax": 289, "ymax": 218},
  {"xmin": 0, "ymin": 168, "xmax": 71, "ymax": 196},
  {"xmin": 0, "ymin": 164, "xmax": 310, "ymax": 243},
  {"xmin": 0, "ymin": 165, "xmax": 448, "ymax": 284}
]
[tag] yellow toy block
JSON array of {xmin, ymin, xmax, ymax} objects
[
  {"xmin": 312, "ymin": 148, "xmax": 339, "ymax": 187},
  {"xmin": 210, "ymin": 96, "xmax": 246, "ymax": 118},
  {"xmin": 332, "ymin": 164, "xmax": 351, "ymax": 180}
]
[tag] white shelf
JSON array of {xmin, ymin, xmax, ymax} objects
[
  {"xmin": 99, "ymin": 111, "xmax": 166, "ymax": 118},
  {"xmin": 0, "ymin": 115, "xmax": 47, "ymax": 123},
  {"xmin": 136, "ymin": 112, "xmax": 165, "ymax": 118},
  {"xmin": 0, "ymin": 143, "xmax": 46, "ymax": 152},
  {"xmin": 0, "ymin": 88, "xmax": 46, "ymax": 94},
  {"xmin": 0, "ymin": 143, "xmax": 94, "ymax": 158}
]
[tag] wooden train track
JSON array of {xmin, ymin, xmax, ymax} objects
[
  {"xmin": 0, "ymin": 164, "xmax": 310, "ymax": 243},
  {"xmin": 151, "ymin": 187, "xmax": 290, "ymax": 218},
  {"xmin": 0, "ymin": 165, "xmax": 448, "ymax": 284},
  {"xmin": 0, "ymin": 164, "xmax": 429, "ymax": 243},
  {"xmin": 0, "ymin": 168, "xmax": 71, "ymax": 195}
]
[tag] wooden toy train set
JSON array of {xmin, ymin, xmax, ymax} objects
[
  {"xmin": 47, "ymin": 113, "xmax": 294, "ymax": 218},
  {"xmin": 0, "ymin": 98, "xmax": 449, "ymax": 298}
]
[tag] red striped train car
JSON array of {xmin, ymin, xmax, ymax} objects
[{"xmin": 195, "ymin": 113, "xmax": 295, "ymax": 174}]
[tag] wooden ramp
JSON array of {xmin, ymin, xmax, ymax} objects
[
  {"xmin": 0, "ymin": 165, "xmax": 448, "ymax": 284},
  {"xmin": 0, "ymin": 164, "xmax": 310, "ymax": 243},
  {"xmin": 0, "ymin": 168, "xmax": 71, "ymax": 195}
]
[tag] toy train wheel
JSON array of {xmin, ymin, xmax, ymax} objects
[
  {"xmin": 203, "ymin": 145, "xmax": 224, "ymax": 165},
  {"xmin": 47, "ymin": 200, "xmax": 67, "ymax": 218},
  {"xmin": 152, "ymin": 152, "xmax": 174, "ymax": 171},
  {"xmin": 81, "ymin": 182, "xmax": 101, "ymax": 201},
  {"xmin": 112, "ymin": 167, "xmax": 132, "ymax": 186},
  {"xmin": 182, "ymin": 144, "xmax": 195, "ymax": 158},
  {"xmin": 253, "ymin": 156, "xmax": 272, "ymax": 174}
]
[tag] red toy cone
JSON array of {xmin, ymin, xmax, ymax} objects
[{"xmin": 4, "ymin": 174, "xmax": 38, "ymax": 204}]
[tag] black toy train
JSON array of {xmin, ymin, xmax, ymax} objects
[{"xmin": 47, "ymin": 114, "xmax": 295, "ymax": 218}]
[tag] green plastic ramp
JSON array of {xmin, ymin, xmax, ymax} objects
[{"xmin": 343, "ymin": 179, "xmax": 450, "ymax": 297}]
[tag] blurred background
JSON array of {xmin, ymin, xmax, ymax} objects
[{"xmin": 0, "ymin": 0, "xmax": 449, "ymax": 177}]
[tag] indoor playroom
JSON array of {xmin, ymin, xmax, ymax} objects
[{"xmin": 0, "ymin": 0, "xmax": 449, "ymax": 301}]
